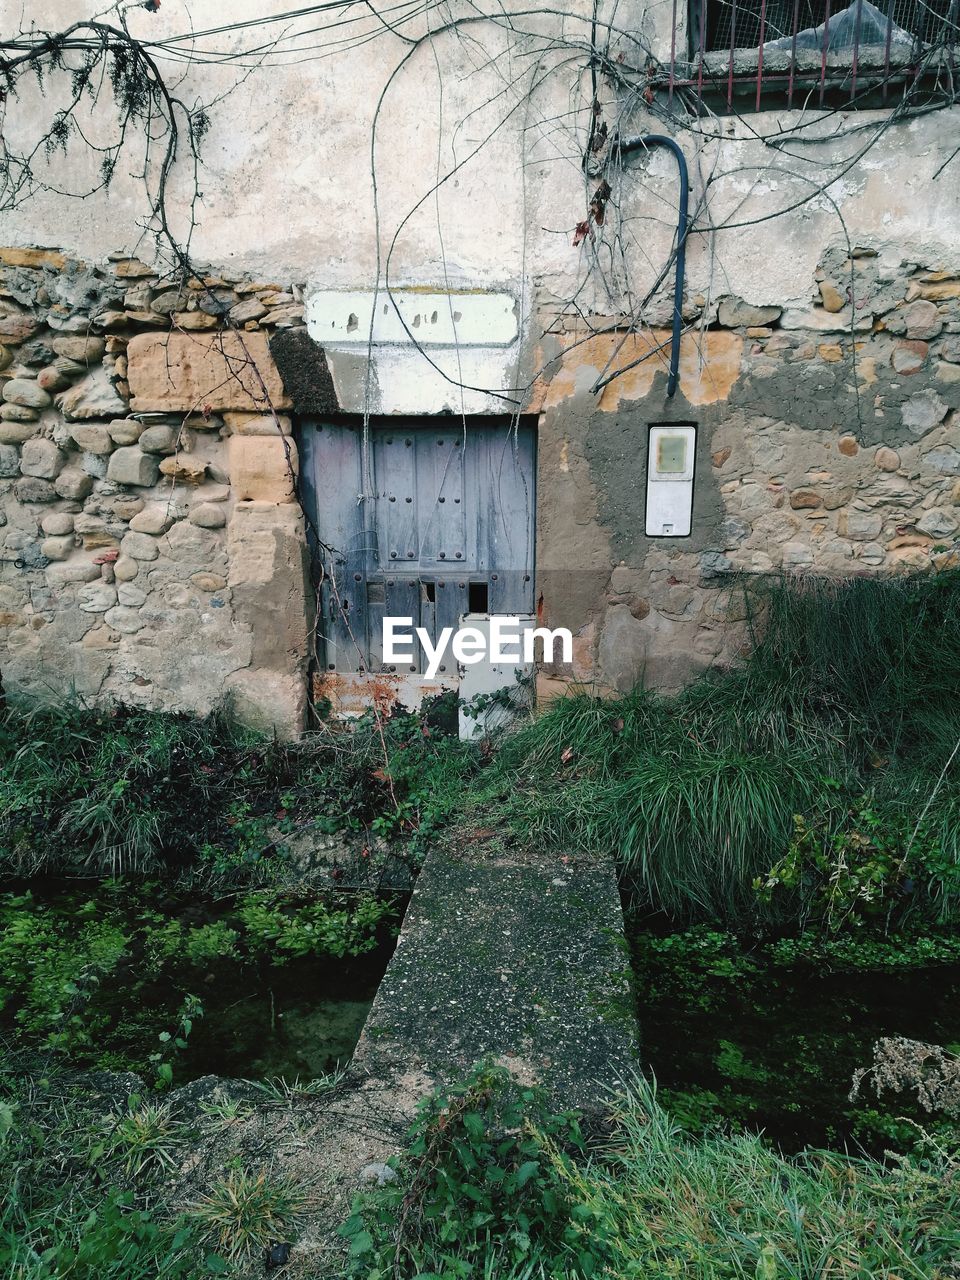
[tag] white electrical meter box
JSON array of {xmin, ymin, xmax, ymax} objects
[{"xmin": 645, "ymin": 424, "xmax": 696, "ymax": 537}]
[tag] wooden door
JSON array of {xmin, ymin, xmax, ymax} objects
[{"xmin": 299, "ymin": 417, "xmax": 536, "ymax": 676}]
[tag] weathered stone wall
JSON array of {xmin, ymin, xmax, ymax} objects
[
  {"xmin": 530, "ymin": 249, "xmax": 960, "ymax": 695},
  {"xmin": 1, "ymin": 244, "xmax": 958, "ymax": 723},
  {"xmin": 0, "ymin": 251, "xmax": 311, "ymax": 734}
]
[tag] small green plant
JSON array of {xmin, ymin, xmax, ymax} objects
[
  {"xmin": 94, "ymin": 1098, "xmax": 183, "ymax": 1179},
  {"xmin": 237, "ymin": 890, "xmax": 392, "ymax": 961},
  {"xmin": 189, "ymin": 1167, "xmax": 308, "ymax": 1262},
  {"xmin": 248, "ymin": 1069, "xmax": 345, "ymax": 1104},
  {"xmin": 341, "ymin": 1063, "xmax": 606, "ymax": 1278},
  {"xmin": 149, "ymin": 995, "xmax": 204, "ymax": 1089},
  {"xmin": 757, "ymin": 795, "xmax": 960, "ymax": 931}
]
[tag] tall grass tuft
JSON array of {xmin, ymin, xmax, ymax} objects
[{"xmin": 561, "ymin": 1076, "xmax": 960, "ymax": 1277}]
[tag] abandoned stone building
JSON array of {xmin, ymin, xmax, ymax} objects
[{"xmin": 0, "ymin": 0, "xmax": 957, "ymax": 735}]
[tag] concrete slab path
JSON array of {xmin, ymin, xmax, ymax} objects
[{"xmin": 352, "ymin": 843, "xmax": 638, "ymax": 1111}]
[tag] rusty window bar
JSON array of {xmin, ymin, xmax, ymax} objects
[
  {"xmin": 849, "ymin": 0, "xmax": 863, "ymax": 95},
  {"xmin": 670, "ymin": 0, "xmax": 679, "ymax": 104},
  {"xmin": 788, "ymin": 0, "xmax": 801, "ymax": 103},
  {"xmin": 819, "ymin": 0, "xmax": 832, "ymax": 104},
  {"xmin": 755, "ymin": 0, "xmax": 768, "ymax": 107}
]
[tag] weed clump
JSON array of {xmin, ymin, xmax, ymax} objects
[{"xmin": 489, "ymin": 571, "xmax": 960, "ymax": 924}]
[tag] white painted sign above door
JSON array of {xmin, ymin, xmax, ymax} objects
[{"xmin": 305, "ymin": 289, "xmax": 518, "ymax": 347}]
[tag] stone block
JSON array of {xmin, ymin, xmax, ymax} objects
[
  {"xmin": 0, "ymin": 419, "xmax": 38, "ymax": 444},
  {"xmin": 228, "ymin": 436, "xmax": 297, "ymax": 503},
  {"xmin": 902, "ymin": 300, "xmax": 943, "ymax": 340},
  {"xmin": 120, "ymin": 531, "xmax": 160, "ymax": 561},
  {"xmin": 2, "ymin": 378, "xmax": 51, "ymax": 410},
  {"xmin": 875, "ymin": 447, "xmax": 900, "ymax": 471},
  {"xmin": 37, "ymin": 366, "xmax": 71, "ymax": 394},
  {"xmin": 789, "ymin": 489, "xmax": 822, "ymax": 509},
  {"xmin": 0, "ymin": 247, "xmax": 66, "ymax": 269},
  {"xmin": 598, "ymin": 603, "xmax": 647, "ymax": 693},
  {"xmin": 229, "ymin": 297, "xmax": 268, "ymax": 325},
  {"xmin": 127, "ymin": 331, "xmax": 292, "ymax": 412},
  {"xmin": 916, "ymin": 508, "xmax": 958, "ymax": 539},
  {"xmin": 0, "ymin": 444, "xmax": 19, "ymax": 477},
  {"xmin": 901, "ymin": 389, "xmax": 949, "ymax": 437},
  {"xmin": 130, "ymin": 504, "xmax": 177, "ymax": 535},
  {"xmin": 838, "ymin": 510, "xmax": 883, "ymax": 540},
  {"xmin": 818, "ymin": 282, "xmax": 845, "ymax": 312},
  {"xmin": 69, "ymin": 423, "xmax": 114, "ymax": 454},
  {"xmin": 59, "ymin": 367, "xmax": 128, "ymax": 421},
  {"xmin": 14, "ymin": 477, "xmax": 57, "ymax": 503},
  {"xmin": 82, "ymin": 625, "xmax": 120, "ymax": 649},
  {"xmin": 114, "ymin": 259, "xmax": 156, "ymax": 278},
  {"xmin": 190, "ymin": 572, "xmax": 227, "ymax": 591},
  {"xmin": 223, "ymin": 412, "xmax": 293, "ymax": 436},
  {"xmin": 114, "ymin": 556, "xmax": 139, "ymax": 581},
  {"xmin": 40, "ymin": 534, "xmax": 75, "ymax": 560},
  {"xmin": 20, "ymin": 437, "xmax": 65, "ymax": 479},
  {"xmin": 171, "ymin": 311, "xmax": 218, "ymax": 331},
  {"xmin": 103, "ymin": 604, "xmax": 143, "ymax": 633},
  {"xmin": 139, "ymin": 424, "xmax": 177, "ymax": 454},
  {"xmin": 117, "ymin": 583, "xmax": 147, "ymax": 607},
  {"xmin": 717, "ymin": 297, "xmax": 781, "ymax": 328},
  {"xmin": 189, "ymin": 502, "xmax": 227, "ymax": 529},
  {"xmin": 51, "ymin": 335, "xmax": 105, "ymax": 363},
  {"xmin": 54, "ymin": 468, "xmax": 94, "ymax": 501},
  {"xmin": 158, "ymin": 455, "xmax": 207, "ymax": 485},
  {"xmin": 223, "ymin": 670, "xmax": 306, "ymax": 739},
  {"xmin": 781, "ymin": 542, "xmax": 814, "ymax": 567},
  {"xmin": 891, "ymin": 341, "xmax": 928, "ymax": 374},
  {"xmin": 45, "ymin": 560, "xmax": 100, "ymax": 584},
  {"xmin": 107, "ymin": 447, "xmax": 160, "ymax": 487},
  {"xmin": 108, "ymin": 419, "xmax": 145, "ymax": 445},
  {"xmin": 0, "ymin": 307, "xmax": 39, "ymax": 345},
  {"xmin": 78, "ymin": 582, "xmax": 117, "ymax": 613}
]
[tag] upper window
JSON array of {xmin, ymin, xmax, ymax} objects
[{"xmin": 666, "ymin": 0, "xmax": 959, "ymax": 110}]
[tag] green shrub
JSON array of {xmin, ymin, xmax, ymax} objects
[
  {"xmin": 341, "ymin": 1064, "xmax": 603, "ymax": 1279},
  {"xmin": 0, "ymin": 695, "xmax": 480, "ymax": 881}
]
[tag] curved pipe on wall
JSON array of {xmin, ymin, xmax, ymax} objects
[{"xmin": 613, "ymin": 135, "xmax": 690, "ymax": 398}]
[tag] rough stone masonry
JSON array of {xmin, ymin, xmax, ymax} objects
[{"xmin": 0, "ymin": 249, "xmax": 311, "ymax": 735}]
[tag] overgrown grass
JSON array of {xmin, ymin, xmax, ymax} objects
[
  {"xmin": 0, "ymin": 694, "xmax": 477, "ymax": 882},
  {"xmin": 0, "ymin": 1072, "xmax": 226, "ymax": 1279},
  {"xmin": 487, "ymin": 571, "xmax": 960, "ymax": 923},
  {"xmin": 2, "ymin": 571, "xmax": 958, "ymax": 924},
  {"xmin": 343, "ymin": 1066, "xmax": 960, "ymax": 1279},
  {"xmin": 567, "ymin": 1078, "xmax": 960, "ymax": 1279}
]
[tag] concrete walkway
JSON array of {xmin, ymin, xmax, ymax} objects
[{"xmin": 352, "ymin": 843, "xmax": 638, "ymax": 1111}]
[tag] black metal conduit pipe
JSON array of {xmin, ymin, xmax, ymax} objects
[{"xmin": 614, "ymin": 135, "xmax": 690, "ymax": 397}]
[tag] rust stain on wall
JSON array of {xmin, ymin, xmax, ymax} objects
[
  {"xmin": 312, "ymin": 670, "xmax": 457, "ymax": 717},
  {"xmin": 530, "ymin": 329, "xmax": 743, "ymax": 411}
]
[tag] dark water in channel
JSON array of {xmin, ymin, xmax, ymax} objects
[
  {"xmin": 180, "ymin": 951, "xmax": 388, "ymax": 1081},
  {"xmin": 0, "ymin": 881, "xmax": 401, "ymax": 1083},
  {"xmin": 628, "ymin": 920, "xmax": 960, "ymax": 1154}
]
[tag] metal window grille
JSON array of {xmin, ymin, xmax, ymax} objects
[{"xmin": 666, "ymin": 0, "xmax": 959, "ymax": 110}]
